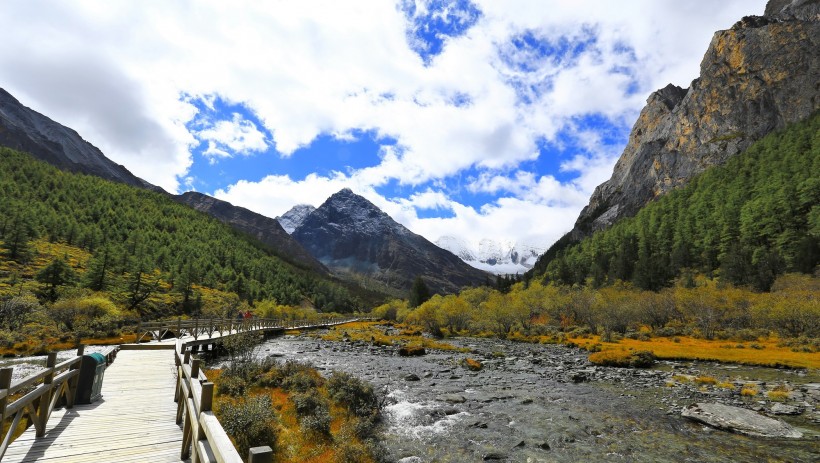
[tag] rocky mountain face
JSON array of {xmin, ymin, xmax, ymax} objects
[
  {"xmin": 0, "ymin": 87, "xmax": 159, "ymax": 191},
  {"xmin": 175, "ymin": 192, "xmax": 328, "ymax": 274},
  {"xmin": 568, "ymin": 0, "xmax": 819, "ymax": 241},
  {"xmin": 292, "ymin": 189, "xmax": 488, "ymax": 295},
  {"xmin": 436, "ymin": 236, "xmax": 541, "ymax": 275},
  {"xmin": 276, "ymin": 204, "xmax": 316, "ymax": 234}
]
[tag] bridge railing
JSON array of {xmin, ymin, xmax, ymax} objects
[
  {"xmin": 174, "ymin": 341, "xmax": 272, "ymax": 463},
  {"xmin": 0, "ymin": 345, "xmax": 118, "ymax": 460},
  {"xmin": 137, "ymin": 316, "xmax": 366, "ymax": 343}
]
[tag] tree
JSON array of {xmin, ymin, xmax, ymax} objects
[
  {"xmin": 35, "ymin": 257, "xmax": 77, "ymax": 301},
  {"xmin": 83, "ymin": 245, "xmax": 113, "ymax": 291},
  {"xmin": 408, "ymin": 276, "xmax": 431, "ymax": 308},
  {"xmin": 2, "ymin": 212, "xmax": 33, "ymax": 263}
]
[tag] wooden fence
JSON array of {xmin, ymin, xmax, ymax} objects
[
  {"xmin": 174, "ymin": 341, "xmax": 272, "ymax": 463},
  {"xmin": 137, "ymin": 316, "xmax": 364, "ymax": 343},
  {"xmin": 0, "ymin": 345, "xmax": 118, "ymax": 460}
]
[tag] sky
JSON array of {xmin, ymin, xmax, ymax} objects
[{"xmin": 0, "ymin": 0, "xmax": 766, "ymax": 256}]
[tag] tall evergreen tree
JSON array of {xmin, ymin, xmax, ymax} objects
[{"xmin": 409, "ymin": 276, "xmax": 431, "ymax": 308}]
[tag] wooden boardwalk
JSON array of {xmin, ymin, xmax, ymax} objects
[{"xmin": 3, "ymin": 349, "xmax": 186, "ymax": 463}]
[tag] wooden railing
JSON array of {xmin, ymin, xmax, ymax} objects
[
  {"xmin": 174, "ymin": 341, "xmax": 272, "ymax": 463},
  {"xmin": 0, "ymin": 345, "xmax": 118, "ymax": 460},
  {"xmin": 137, "ymin": 316, "xmax": 365, "ymax": 343}
]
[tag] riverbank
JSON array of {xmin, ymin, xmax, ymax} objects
[{"xmin": 257, "ymin": 328, "xmax": 818, "ymax": 462}]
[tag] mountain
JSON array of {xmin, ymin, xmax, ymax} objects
[
  {"xmin": 566, "ymin": 0, "xmax": 819, "ymax": 243},
  {"xmin": 277, "ymin": 204, "xmax": 316, "ymax": 234},
  {"xmin": 532, "ymin": 113, "xmax": 819, "ymax": 290},
  {"xmin": 0, "ymin": 88, "xmax": 160, "ymax": 191},
  {"xmin": 292, "ymin": 189, "xmax": 489, "ymax": 295},
  {"xmin": 436, "ymin": 236, "xmax": 542, "ymax": 275},
  {"xmin": 0, "ymin": 147, "xmax": 365, "ymax": 313},
  {"xmin": 0, "ymin": 87, "xmax": 335, "ymax": 278},
  {"xmin": 175, "ymin": 192, "xmax": 327, "ymax": 274}
]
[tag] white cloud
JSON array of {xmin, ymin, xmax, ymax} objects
[
  {"xmin": 0, "ymin": 0, "xmax": 767, "ymax": 246},
  {"xmin": 196, "ymin": 113, "xmax": 268, "ymax": 160}
]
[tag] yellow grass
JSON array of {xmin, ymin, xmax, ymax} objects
[
  {"xmin": 566, "ymin": 334, "xmax": 819, "ymax": 369},
  {"xmin": 318, "ymin": 321, "xmax": 468, "ymax": 352}
]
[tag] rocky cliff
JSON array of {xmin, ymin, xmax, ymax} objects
[
  {"xmin": 276, "ymin": 204, "xmax": 317, "ymax": 234},
  {"xmin": 568, "ymin": 0, "xmax": 819, "ymax": 241},
  {"xmin": 0, "ymin": 87, "xmax": 160, "ymax": 191},
  {"xmin": 176, "ymin": 192, "xmax": 328, "ymax": 274},
  {"xmin": 292, "ymin": 189, "xmax": 489, "ymax": 295}
]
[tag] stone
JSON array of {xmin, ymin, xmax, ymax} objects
[
  {"xmin": 397, "ymin": 457, "xmax": 423, "ymax": 463},
  {"xmin": 682, "ymin": 402, "xmax": 803, "ymax": 438},
  {"xmin": 442, "ymin": 394, "xmax": 467, "ymax": 404},
  {"xmin": 483, "ymin": 452, "xmax": 507, "ymax": 461},
  {"xmin": 404, "ymin": 373, "xmax": 421, "ymax": 382},
  {"xmin": 769, "ymin": 403, "xmax": 801, "ymax": 415}
]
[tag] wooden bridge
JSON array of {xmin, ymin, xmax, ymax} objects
[{"xmin": 0, "ymin": 317, "xmax": 361, "ymax": 462}]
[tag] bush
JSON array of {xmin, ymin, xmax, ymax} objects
[
  {"xmin": 588, "ymin": 350, "xmax": 656, "ymax": 368},
  {"xmin": 398, "ymin": 345, "xmax": 426, "ymax": 356},
  {"xmin": 462, "ymin": 358, "xmax": 483, "ymax": 371},
  {"xmin": 327, "ymin": 371, "xmax": 380, "ymax": 419},
  {"xmin": 218, "ymin": 395, "xmax": 277, "ymax": 457},
  {"xmin": 217, "ymin": 375, "xmax": 247, "ymax": 397},
  {"xmin": 282, "ymin": 369, "xmax": 319, "ymax": 393},
  {"xmin": 300, "ymin": 408, "xmax": 331, "ymax": 437}
]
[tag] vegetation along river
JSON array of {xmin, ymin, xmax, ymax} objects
[{"xmin": 251, "ymin": 331, "xmax": 819, "ymax": 463}]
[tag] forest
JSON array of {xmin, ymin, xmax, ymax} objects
[
  {"xmin": 529, "ymin": 113, "xmax": 820, "ymax": 291},
  {"xmin": 0, "ymin": 149, "xmax": 373, "ymax": 351}
]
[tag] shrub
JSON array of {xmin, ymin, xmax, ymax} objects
[
  {"xmin": 282, "ymin": 369, "xmax": 319, "ymax": 393},
  {"xmin": 398, "ymin": 345, "xmax": 426, "ymax": 356},
  {"xmin": 588, "ymin": 350, "xmax": 656, "ymax": 368},
  {"xmin": 217, "ymin": 375, "xmax": 247, "ymax": 397},
  {"xmin": 218, "ymin": 395, "xmax": 277, "ymax": 457},
  {"xmin": 740, "ymin": 384, "xmax": 759, "ymax": 397},
  {"xmin": 300, "ymin": 409, "xmax": 331, "ymax": 437},
  {"xmin": 695, "ymin": 376, "xmax": 717, "ymax": 385},
  {"xmin": 292, "ymin": 392, "xmax": 324, "ymax": 417},
  {"xmin": 462, "ymin": 358, "xmax": 483, "ymax": 371},
  {"xmin": 327, "ymin": 371, "xmax": 380, "ymax": 419}
]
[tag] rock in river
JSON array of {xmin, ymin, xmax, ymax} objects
[{"xmin": 682, "ymin": 402, "xmax": 803, "ymax": 438}]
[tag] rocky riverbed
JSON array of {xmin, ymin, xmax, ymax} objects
[{"xmin": 253, "ymin": 331, "xmax": 819, "ymax": 463}]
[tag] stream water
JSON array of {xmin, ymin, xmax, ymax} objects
[{"xmin": 253, "ymin": 333, "xmax": 819, "ymax": 463}]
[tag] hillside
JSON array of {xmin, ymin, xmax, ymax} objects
[
  {"xmin": 532, "ymin": 114, "xmax": 819, "ymax": 290},
  {"xmin": 565, "ymin": 2, "xmax": 818, "ymax": 242},
  {"xmin": 0, "ymin": 148, "xmax": 367, "ymax": 315}
]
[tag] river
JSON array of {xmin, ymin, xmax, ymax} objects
[{"xmin": 253, "ymin": 332, "xmax": 819, "ymax": 463}]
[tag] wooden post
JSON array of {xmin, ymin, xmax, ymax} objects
[
  {"xmin": 0, "ymin": 367, "xmax": 12, "ymax": 436},
  {"xmin": 249, "ymin": 446, "xmax": 273, "ymax": 463},
  {"xmin": 193, "ymin": 317, "xmax": 199, "ymax": 340},
  {"xmin": 36, "ymin": 353, "xmax": 57, "ymax": 437},
  {"xmin": 66, "ymin": 345, "xmax": 84, "ymax": 409},
  {"xmin": 191, "ymin": 359, "xmax": 200, "ymax": 380}
]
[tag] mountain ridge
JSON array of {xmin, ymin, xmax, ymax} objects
[
  {"xmin": 292, "ymin": 188, "xmax": 489, "ymax": 295},
  {"xmin": 566, "ymin": 0, "xmax": 818, "ymax": 243}
]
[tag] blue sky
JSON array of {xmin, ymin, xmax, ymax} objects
[{"xmin": 0, "ymin": 0, "xmax": 766, "ymax": 258}]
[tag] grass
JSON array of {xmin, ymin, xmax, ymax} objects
[
  {"xmin": 566, "ymin": 334, "xmax": 819, "ymax": 369},
  {"xmin": 208, "ymin": 366, "xmax": 380, "ymax": 463},
  {"xmin": 316, "ymin": 321, "xmax": 468, "ymax": 352}
]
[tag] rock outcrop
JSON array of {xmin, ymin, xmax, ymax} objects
[
  {"xmin": 175, "ymin": 192, "xmax": 328, "ymax": 274},
  {"xmin": 292, "ymin": 189, "xmax": 489, "ymax": 295},
  {"xmin": 682, "ymin": 402, "xmax": 803, "ymax": 438},
  {"xmin": 276, "ymin": 204, "xmax": 316, "ymax": 234},
  {"xmin": 568, "ymin": 0, "xmax": 819, "ymax": 241},
  {"xmin": 0, "ymin": 87, "xmax": 159, "ymax": 191}
]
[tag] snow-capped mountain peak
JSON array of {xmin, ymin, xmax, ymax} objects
[{"xmin": 276, "ymin": 204, "xmax": 316, "ymax": 234}]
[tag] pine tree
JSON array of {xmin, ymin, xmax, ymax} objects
[{"xmin": 409, "ymin": 276, "xmax": 431, "ymax": 308}]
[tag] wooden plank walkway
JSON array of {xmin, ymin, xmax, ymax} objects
[{"xmin": 3, "ymin": 349, "xmax": 187, "ymax": 463}]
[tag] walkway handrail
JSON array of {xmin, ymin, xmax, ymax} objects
[
  {"xmin": 137, "ymin": 316, "xmax": 367, "ymax": 343},
  {"xmin": 174, "ymin": 341, "xmax": 272, "ymax": 463},
  {"xmin": 0, "ymin": 345, "xmax": 117, "ymax": 461}
]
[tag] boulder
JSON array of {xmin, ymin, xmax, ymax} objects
[{"xmin": 682, "ymin": 402, "xmax": 802, "ymax": 438}]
